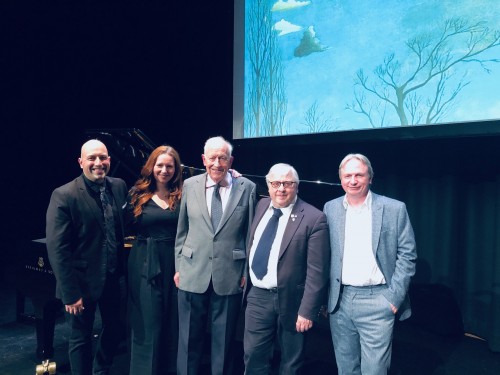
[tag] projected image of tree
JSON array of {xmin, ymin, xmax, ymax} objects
[
  {"xmin": 241, "ymin": 0, "xmax": 500, "ymax": 138},
  {"xmin": 246, "ymin": 0, "xmax": 287, "ymax": 137},
  {"xmin": 347, "ymin": 18, "xmax": 500, "ymax": 127}
]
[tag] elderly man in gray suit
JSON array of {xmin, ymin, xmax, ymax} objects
[
  {"xmin": 174, "ymin": 136, "xmax": 256, "ymax": 375},
  {"xmin": 323, "ymin": 153, "xmax": 417, "ymax": 375}
]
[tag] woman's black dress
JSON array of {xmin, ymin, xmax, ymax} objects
[{"xmin": 128, "ymin": 200, "xmax": 179, "ymax": 375}]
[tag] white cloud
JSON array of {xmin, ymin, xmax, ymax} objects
[
  {"xmin": 272, "ymin": 0, "xmax": 311, "ymax": 12},
  {"xmin": 274, "ymin": 19, "xmax": 303, "ymax": 36}
]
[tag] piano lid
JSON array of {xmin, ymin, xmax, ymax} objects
[
  {"xmin": 84, "ymin": 128, "xmax": 156, "ymax": 187},
  {"xmin": 84, "ymin": 128, "xmax": 201, "ymax": 187}
]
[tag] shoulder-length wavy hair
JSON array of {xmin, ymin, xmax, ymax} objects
[{"xmin": 129, "ymin": 145, "xmax": 183, "ymax": 218}]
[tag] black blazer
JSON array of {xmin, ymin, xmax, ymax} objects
[
  {"xmin": 46, "ymin": 175, "xmax": 128, "ymax": 305},
  {"xmin": 244, "ymin": 197, "xmax": 331, "ymax": 331}
]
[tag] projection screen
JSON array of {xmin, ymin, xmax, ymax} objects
[{"xmin": 233, "ymin": 0, "xmax": 500, "ymax": 140}]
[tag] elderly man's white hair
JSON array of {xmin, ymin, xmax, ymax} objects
[
  {"xmin": 266, "ymin": 163, "xmax": 299, "ymax": 184},
  {"xmin": 204, "ymin": 136, "xmax": 233, "ymax": 156}
]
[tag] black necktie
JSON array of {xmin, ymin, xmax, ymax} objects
[
  {"xmin": 100, "ymin": 186, "xmax": 117, "ymax": 273},
  {"xmin": 211, "ymin": 184, "xmax": 223, "ymax": 232},
  {"xmin": 252, "ymin": 207, "xmax": 283, "ymax": 280}
]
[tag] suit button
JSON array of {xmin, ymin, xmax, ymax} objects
[{"xmin": 209, "ymin": 257, "xmax": 213, "ymax": 260}]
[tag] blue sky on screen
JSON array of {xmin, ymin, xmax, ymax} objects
[{"xmin": 243, "ymin": 0, "xmax": 500, "ymax": 136}]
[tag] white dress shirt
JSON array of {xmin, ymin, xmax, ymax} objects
[
  {"xmin": 341, "ymin": 191, "xmax": 386, "ymax": 286},
  {"xmin": 249, "ymin": 199, "xmax": 295, "ymax": 289}
]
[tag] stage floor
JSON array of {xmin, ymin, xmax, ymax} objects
[{"xmin": 1, "ymin": 281, "xmax": 499, "ymax": 375}]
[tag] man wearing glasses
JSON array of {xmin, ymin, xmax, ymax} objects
[{"xmin": 243, "ymin": 163, "xmax": 330, "ymax": 374}]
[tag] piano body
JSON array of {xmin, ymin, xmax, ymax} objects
[{"xmin": 9, "ymin": 238, "xmax": 62, "ymax": 360}]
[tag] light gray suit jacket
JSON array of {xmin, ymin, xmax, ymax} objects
[
  {"xmin": 323, "ymin": 192, "xmax": 417, "ymax": 320},
  {"xmin": 175, "ymin": 173, "xmax": 256, "ymax": 295}
]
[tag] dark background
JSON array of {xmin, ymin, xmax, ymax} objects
[
  {"xmin": 3, "ymin": 1, "xmax": 500, "ymax": 239},
  {"xmin": 2, "ymin": 1, "xmax": 236, "ymax": 241},
  {"xmin": 2, "ymin": 0, "xmax": 500, "ymax": 353}
]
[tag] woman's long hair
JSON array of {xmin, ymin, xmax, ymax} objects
[{"xmin": 129, "ymin": 145, "xmax": 183, "ymax": 218}]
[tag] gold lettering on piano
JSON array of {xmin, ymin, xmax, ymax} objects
[{"xmin": 25, "ymin": 265, "xmax": 54, "ymax": 275}]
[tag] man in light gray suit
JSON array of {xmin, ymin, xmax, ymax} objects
[
  {"xmin": 323, "ymin": 153, "xmax": 417, "ymax": 375},
  {"xmin": 174, "ymin": 136, "xmax": 256, "ymax": 375}
]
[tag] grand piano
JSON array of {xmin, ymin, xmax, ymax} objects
[{"xmin": 7, "ymin": 129, "xmax": 161, "ymax": 361}]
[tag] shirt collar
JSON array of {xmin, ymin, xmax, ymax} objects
[
  {"xmin": 206, "ymin": 173, "xmax": 232, "ymax": 189},
  {"xmin": 342, "ymin": 190, "xmax": 372, "ymax": 210},
  {"xmin": 268, "ymin": 196, "xmax": 297, "ymax": 215},
  {"xmin": 83, "ymin": 174, "xmax": 106, "ymax": 193}
]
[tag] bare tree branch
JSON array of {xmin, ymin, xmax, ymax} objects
[{"xmin": 347, "ymin": 17, "xmax": 500, "ymax": 127}]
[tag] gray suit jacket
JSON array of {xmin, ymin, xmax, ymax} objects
[
  {"xmin": 323, "ymin": 192, "xmax": 417, "ymax": 320},
  {"xmin": 175, "ymin": 173, "xmax": 256, "ymax": 295}
]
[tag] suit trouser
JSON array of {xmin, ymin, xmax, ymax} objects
[
  {"xmin": 329, "ymin": 284, "xmax": 394, "ymax": 375},
  {"xmin": 67, "ymin": 272, "xmax": 124, "ymax": 375},
  {"xmin": 243, "ymin": 286, "xmax": 305, "ymax": 375},
  {"xmin": 177, "ymin": 285, "xmax": 241, "ymax": 375}
]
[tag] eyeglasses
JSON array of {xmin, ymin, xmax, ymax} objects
[
  {"xmin": 86, "ymin": 155, "xmax": 109, "ymax": 162},
  {"xmin": 268, "ymin": 181, "xmax": 296, "ymax": 189}
]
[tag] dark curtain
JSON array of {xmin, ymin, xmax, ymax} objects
[{"xmin": 377, "ymin": 173, "xmax": 500, "ymax": 352}]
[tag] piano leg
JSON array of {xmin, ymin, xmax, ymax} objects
[
  {"xmin": 15, "ymin": 291, "xmax": 26, "ymax": 323},
  {"xmin": 32, "ymin": 297, "xmax": 63, "ymax": 360}
]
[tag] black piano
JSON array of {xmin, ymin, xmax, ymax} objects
[{"xmin": 8, "ymin": 238, "xmax": 62, "ymax": 360}]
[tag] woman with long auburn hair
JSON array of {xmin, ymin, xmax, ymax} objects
[{"xmin": 127, "ymin": 145, "xmax": 183, "ymax": 375}]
